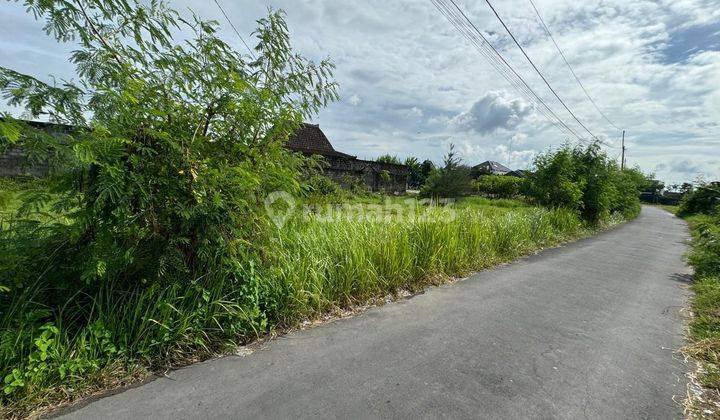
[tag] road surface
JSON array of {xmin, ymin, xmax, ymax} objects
[{"xmin": 58, "ymin": 206, "xmax": 691, "ymax": 419}]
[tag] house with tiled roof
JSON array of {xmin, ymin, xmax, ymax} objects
[
  {"xmin": 471, "ymin": 160, "xmax": 512, "ymax": 177},
  {"xmin": 1, "ymin": 120, "xmax": 409, "ymax": 192},
  {"xmin": 287, "ymin": 124, "xmax": 408, "ymax": 193},
  {"xmin": 286, "ymin": 123, "xmax": 355, "ymax": 159}
]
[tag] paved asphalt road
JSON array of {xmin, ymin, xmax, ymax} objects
[{"xmin": 58, "ymin": 206, "xmax": 692, "ymax": 419}]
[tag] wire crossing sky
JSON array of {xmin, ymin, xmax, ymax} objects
[
  {"xmin": 527, "ymin": 0, "xmax": 622, "ymax": 133},
  {"xmin": 1, "ymin": 0, "xmax": 718, "ymax": 184}
]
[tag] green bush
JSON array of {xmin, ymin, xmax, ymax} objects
[
  {"xmin": 0, "ymin": 1, "xmax": 337, "ymax": 412},
  {"xmin": 527, "ymin": 143, "xmax": 645, "ymax": 223},
  {"xmin": 679, "ymin": 182, "xmax": 720, "ymax": 216},
  {"xmin": 688, "ymin": 215, "xmax": 720, "ymax": 278},
  {"xmin": 376, "ymin": 154, "xmax": 401, "ymax": 165},
  {"xmin": 473, "ymin": 175, "xmax": 527, "ymax": 198},
  {"xmin": 608, "ymin": 167, "xmax": 647, "ymax": 219},
  {"xmin": 420, "ymin": 145, "xmax": 471, "ymax": 199}
]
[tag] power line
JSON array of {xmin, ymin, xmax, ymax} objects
[
  {"xmin": 433, "ymin": 1, "xmax": 567, "ymax": 135},
  {"xmin": 439, "ymin": 1, "xmax": 575, "ymax": 138},
  {"xmin": 212, "ymin": 0, "xmax": 256, "ymax": 58},
  {"xmin": 527, "ymin": 0, "xmax": 621, "ymax": 131},
  {"xmin": 432, "ymin": 0, "xmax": 587, "ymax": 143},
  {"xmin": 483, "ymin": 0, "xmax": 602, "ymax": 142}
]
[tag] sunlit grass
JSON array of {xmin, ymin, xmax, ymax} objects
[
  {"xmin": 1, "ymin": 191, "xmax": 591, "ymax": 417},
  {"xmin": 263, "ymin": 201, "xmax": 583, "ymax": 324}
]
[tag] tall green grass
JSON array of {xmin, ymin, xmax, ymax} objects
[
  {"xmin": 263, "ymin": 203, "xmax": 583, "ymax": 324},
  {"xmin": 1, "ymin": 196, "xmax": 587, "ymax": 417}
]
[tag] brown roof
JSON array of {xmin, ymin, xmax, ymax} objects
[{"xmin": 286, "ymin": 123, "xmax": 355, "ymax": 159}]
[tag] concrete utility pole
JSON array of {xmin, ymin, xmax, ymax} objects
[{"xmin": 621, "ymin": 130, "xmax": 626, "ymax": 170}]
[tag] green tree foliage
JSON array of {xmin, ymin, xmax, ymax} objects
[
  {"xmin": 376, "ymin": 154, "xmax": 401, "ymax": 164},
  {"xmin": 679, "ymin": 182, "xmax": 720, "ymax": 216},
  {"xmin": 644, "ymin": 179, "xmax": 665, "ymax": 195},
  {"xmin": 404, "ymin": 157, "xmax": 436, "ymax": 189},
  {"xmin": 404, "ymin": 158, "xmax": 435, "ymax": 189},
  {"xmin": 404, "ymin": 157, "xmax": 421, "ymax": 188},
  {"xmin": 0, "ymin": 0, "xmax": 337, "ymax": 405},
  {"xmin": 420, "ymin": 159, "xmax": 435, "ymax": 180},
  {"xmin": 298, "ymin": 156, "xmax": 342, "ymax": 199},
  {"xmin": 473, "ymin": 175, "xmax": 527, "ymax": 198},
  {"xmin": 527, "ymin": 143, "xmax": 645, "ymax": 223},
  {"xmin": 420, "ymin": 145, "xmax": 471, "ymax": 198}
]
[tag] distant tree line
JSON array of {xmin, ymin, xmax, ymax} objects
[{"xmin": 409, "ymin": 142, "xmax": 648, "ymax": 224}]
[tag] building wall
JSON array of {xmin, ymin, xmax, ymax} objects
[
  {"xmin": 0, "ymin": 147, "xmax": 49, "ymax": 177},
  {"xmin": 0, "ymin": 121, "xmax": 72, "ymax": 178},
  {"xmin": 324, "ymin": 157, "xmax": 408, "ymax": 193}
]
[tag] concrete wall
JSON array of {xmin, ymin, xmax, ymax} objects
[
  {"xmin": 0, "ymin": 120, "xmax": 73, "ymax": 178},
  {"xmin": 0, "ymin": 146, "xmax": 49, "ymax": 177}
]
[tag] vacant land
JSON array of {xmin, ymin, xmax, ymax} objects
[
  {"xmin": 0, "ymin": 178, "xmax": 601, "ymax": 417},
  {"xmin": 57, "ymin": 206, "xmax": 689, "ymax": 419}
]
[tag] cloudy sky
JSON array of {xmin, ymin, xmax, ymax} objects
[{"xmin": 1, "ymin": 0, "xmax": 719, "ymax": 184}]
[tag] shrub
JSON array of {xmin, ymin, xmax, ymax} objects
[
  {"xmin": 0, "ymin": 0, "xmax": 337, "ymax": 409},
  {"xmin": 376, "ymin": 154, "xmax": 401, "ymax": 165},
  {"xmin": 688, "ymin": 215, "xmax": 720, "ymax": 278},
  {"xmin": 683, "ymin": 213, "xmax": 720, "ymax": 397},
  {"xmin": 528, "ymin": 145, "xmax": 584, "ymax": 211},
  {"xmin": 608, "ymin": 168, "xmax": 647, "ymax": 219},
  {"xmin": 473, "ymin": 175, "xmax": 527, "ymax": 198},
  {"xmin": 527, "ymin": 143, "xmax": 644, "ymax": 223},
  {"xmin": 299, "ymin": 156, "xmax": 343, "ymax": 199},
  {"xmin": 404, "ymin": 157, "xmax": 426, "ymax": 189},
  {"xmin": 420, "ymin": 145, "xmax": 471, "ymax": 199},
  {"xmin": 679, "ymin": 182, "xmax": 720, "ymax": 216}
]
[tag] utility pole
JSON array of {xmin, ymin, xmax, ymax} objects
[{"xmin": 620, "ymin": 130, "xmax": 626, "ymax": 170}]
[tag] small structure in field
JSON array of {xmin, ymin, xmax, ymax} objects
[{"xmin": 287, "ymin": 123, "xmax": 408, "ymax": 193}]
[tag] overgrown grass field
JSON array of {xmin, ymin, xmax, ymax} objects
[{"xmin": 0, "ymin": 179, "xmax": 591, "ymax": 417}]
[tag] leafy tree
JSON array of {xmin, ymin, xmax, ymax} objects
[
  {"xmin": 0, "ymin": 0, "xmax": 337, "ymax": 403},
  {"xmin": 679, "ymin": 182, "xmax": 720, "ymax": 216},
  {"xmin": 404, "ymin": 156, "xmax": 422, "ymax": 188},
  {"xmin": 527, "ymin": 143, "xmax": 644, "ymax": 223},
  {"xmin": 376, "ymin": 154, "xmax": 401, "ymax": 165},
  {"xmin": 419, "ymin": 159, "xmax": 435, "ymax": 183},
  {"xmin": 528, "ymin": 145, "xmax": 584, "ymax": 211},
  {"xmin": 1, "ymin": 1, "xmax": 337, "ymax": 284},
  {"xmin": 420, "ymin": 144, "xmax": 471, "ymax": 198},
  {"xmin": 644, "ymin": 178, "xmax": 665, "ymax": 195},
  {"xmin": 681, "ymin": 182, "xmax": 694, "ymax": 195},
  {"xmin": 608, "ymin": 168, "xmax": 647, "ymax": 219}
]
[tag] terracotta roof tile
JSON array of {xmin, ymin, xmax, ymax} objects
[{"xmin": 286, "ymin": 123, "xmax": 355, "ymax": 159}]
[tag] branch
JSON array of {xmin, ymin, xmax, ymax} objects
[{"xmin": 77, "ymin": 1, "xmax": 125, "ymax": 69}]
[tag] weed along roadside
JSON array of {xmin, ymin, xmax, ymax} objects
[
  {"xmin": 0, "ymin": 1, "xmax": 650, "ymax": 418},
  {"xmin": 669, "ymin": 184, "xmax": 720, "ymax": 417}
]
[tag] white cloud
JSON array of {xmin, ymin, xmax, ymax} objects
[
  {"xmin": 1, "ymin": 0, "xmax": 718, "ymax": 182},
  {"xmin": 451, "ymin": 91, "xmax": 533, "ymax": 134},
  {"xmin": 347, "ymin": 94, "xmax": 362, "ymax": 106}
]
